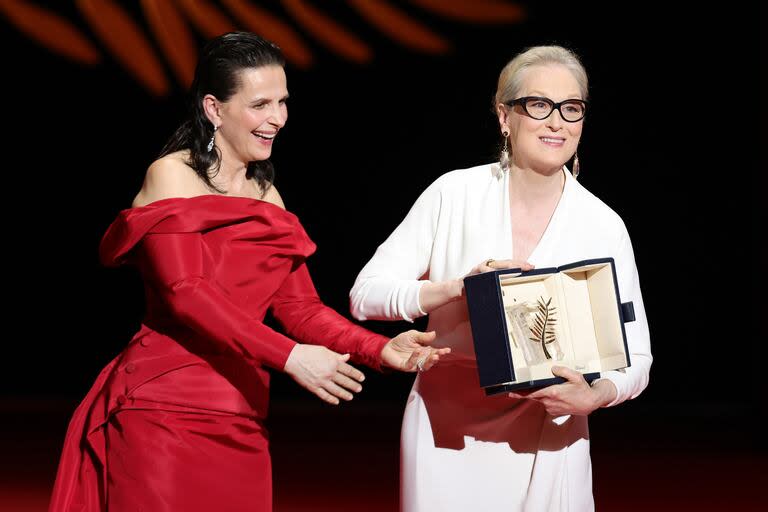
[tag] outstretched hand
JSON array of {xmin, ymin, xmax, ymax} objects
[
  {"xmin": 284, "ymin": 344, "xmax": 365, "ymax": 405},
  {"xmin": 381, "ymin": 330, "xmax": 451, "ymax": 372}
]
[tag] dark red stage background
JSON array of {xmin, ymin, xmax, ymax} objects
[{"xmin": 1, "ymin": 1, "xmax": 764, "ymax": 511}]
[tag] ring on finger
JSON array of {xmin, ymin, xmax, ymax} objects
[
  {"xmin": 485, "ymin": 258, "xmax": 495, "ymax": 269},
  {"xmin": 416, "ymin": 356, "xmax": 427, "ymax": 372}
]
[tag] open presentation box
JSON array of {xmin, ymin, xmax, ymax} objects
[{"xmin": 464, "ymin": 258, "xmax": 636, "ymax": 395}]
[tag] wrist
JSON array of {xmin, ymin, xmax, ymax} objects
[
  {"xmin": 443, "ymin": 278, "xmax": 464, "ymax": 301},
  {"xmin": 590, "ymin": 379, "xmax": 618, "ymax": 409},
  {"xmin": 419, "ymin": 279, "xmax": 463, "ymax": 313},
  {"xmin": 283, "ymin": 345, "xmax": 298, "ymax": 374}
]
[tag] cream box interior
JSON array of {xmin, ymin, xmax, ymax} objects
[
  {"xmin": 464, "ymin": 258, "xmax": 634, "ymax": 394},
  {"xmin": 498, "ymin": 261, "xmax": 628, "ymax": 385}
]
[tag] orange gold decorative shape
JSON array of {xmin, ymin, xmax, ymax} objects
[
  {"xmin": 75, "ymin": 0, "xmax": 169, "ymax": 96},
  {"xmin": 282, "ymin": 0, "xmax": 372, "ymax": 64},
  {"xmin": 0, "ymin": 0, "xmax": 100, "ymax": 64},
  {"xmin": 141, "ymin": 0, "xmax": 196, "ymax": 87},
  {"xmin": 0, "ymin": 0, "xmax": 529, "ymax": 97},
  {"xmin": 174, "ymin": 0, "xmax": 237, "ymax": 39},
  {"xmin": 347, "ymin": 0, "xmax": 450, "ymax": 54},
  {"xmin": 409, "ymin": 0, "xmax": 525, "ymax": 23},
  {"xmin": 221, "ymin": 0, "xmax": 313, "ymax": 69}
]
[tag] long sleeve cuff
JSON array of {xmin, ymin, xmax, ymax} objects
[{"xmin": 350, "ymin": 278, "xmax": 426, "ymax": 323}]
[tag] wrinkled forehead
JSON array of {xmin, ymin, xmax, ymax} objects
[
  {"xmin": 232, "ymin": 65, "xmax": 287, "ymax": 96},
  {"xmin": 519, "ymin": 64, "xmax": 583, "ymax": 100}
]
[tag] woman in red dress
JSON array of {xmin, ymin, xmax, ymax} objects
[{"xmin": 49, "ymin": 32, "xmax": 448, "ymax": 512}]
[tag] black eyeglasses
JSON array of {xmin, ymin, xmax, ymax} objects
[{"xmin": 505, "ymin": 96, "xmax": 587, "ymax": 122}]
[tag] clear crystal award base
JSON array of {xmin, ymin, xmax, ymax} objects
[{"xmin": 505, "ymin": 296, "xmax": 563, "ymax": 365}]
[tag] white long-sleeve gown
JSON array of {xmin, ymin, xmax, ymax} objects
[{"xmin": 350, "ymin": 163, "xmax": 652, "ymax": 512}]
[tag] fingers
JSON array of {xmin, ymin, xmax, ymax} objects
[
  {"xmin": 512, "ymin": 367, "xmax": 585, "ymax": 401},
  {"xmin": 508, "ymin": 389, "xmax": 535, "ymax": 399},
  {"xmin": 333, "ymin": 372, "xmax": 363, "ymax": 394},
  {"xmin": 314, "ymin": 368, "xmax": 363, "ymax": 405},
  {"xmin": 471, "ymin": 259, "xmax": 534, "ymax": 276},
  {"xmin": 410, "ymin": 347, "xmax": 451, "ymax": 372},
  {"xmin": 405, "ymin": 349, "xmax": 425, "ymax": 372},
  {"xmin": 419, "ymin": 352, "xmax": 444, "ymax": 371},
  {"xmin": 550, "ymin": 365, "xmax": 585, "ymax": 384},
  {"xmin": 410, "ymin": 330, "xmax": 437, "ymax": 345},
  {"xmin": 323, "ymin": 381, "xmax": 355, "ymax": 402},
  {"xmin": 284, "ymin": 346, "xmax": 367, "ymax": 405},
  {"xmin": 337, "ymin": 361, "xmax": 365, "ymax": 383},
  {"xmin": 479, "ymin": 261, "xmax": 495, "ymax": 273},
  {"xmin": 527, "ymin": 386, "xmax": 553, "ymax": 400},
  {"xmin": 489, "ymin": 259, "xmax": 534, "ymax": 271},
  {"xmin": 314, "ymin": 386, "xmax": 341, "ymax": 405},
  {"xmin": 380, "ymin": 331, "xmax": 451, "ymax": 372}
]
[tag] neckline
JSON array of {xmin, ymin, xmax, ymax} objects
[
  {"xmin": 129, "ymin": 193, "xmax": 282, "ymax": 212},
  {"xmin": 507, "ymin": 167, "xmax": 573, "ymax": 263}
]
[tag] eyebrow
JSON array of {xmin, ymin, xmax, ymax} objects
[
  {"xmin": 249, "ymin": 93, "xmax": 290, "ymax": 105},
  {"xmin": 527, "ymin": 91, "xmax": 583, "ymax": 100}
]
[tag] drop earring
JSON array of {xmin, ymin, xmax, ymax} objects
[
  {"xmin": 207, "ymin": 125, "xmax": 218, "ymax": 152},
  {"xmin": 572, "ymin": 152, "xmax": 580, "ymax": 179},
  {"xmin": 500, "ymin": 130, "xmax": 510, "ymax": 172}
]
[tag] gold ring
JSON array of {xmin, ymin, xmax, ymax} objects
[{"xmin": 485, "ymin": 258, "xmax": 495, "ymax": 268}]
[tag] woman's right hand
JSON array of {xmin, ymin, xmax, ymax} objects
[
  {"xmin": 418, "ymin": 259, "xmax": 534, "ymax": 314},
  {"xmin": 283, "ymin": 344, "xmax": 365, "ymax": 405},
  {"xmin": 465, "ymin": 258, "xmax": 534, "ymax": 278}
]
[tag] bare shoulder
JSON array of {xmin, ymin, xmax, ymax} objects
[
  {"xmin": 261, "ymin": 183, "xmax": 286, "ymax": 210},
  {"xmin": 132, "ymin": 151, "xmax": 205, "ymax": 207}
]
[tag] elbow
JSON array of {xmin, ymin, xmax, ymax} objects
[
  {"xmin": 161, "ymin": 277, "xmax": 206, "ymax": 321},
  {"xmin": 636, "ymin": 354, "xmax": 653, "ymax": 396},
  {"xmin": 625, "ymin": 353, "xmax": 653, "ymax": 402},
  {"xmin": 349, "ymin": 284, "xmax": 368, "ymax": 321}
]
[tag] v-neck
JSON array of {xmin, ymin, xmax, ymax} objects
[{"xmin": 506, "ymin": 168, "xmax": 573, "ymax": 265}]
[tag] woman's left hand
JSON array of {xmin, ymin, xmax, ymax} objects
[
  {"xmin": 509, "ymin": 366, "xmax": 617, "ymax": 416},
  {"xmin": 381, "ymin": 330, "xmax": 451, "ymax": 372}
]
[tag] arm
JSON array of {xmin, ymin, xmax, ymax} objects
[
  {"xmin": 141, "ymin": 232, "xmax": 296, "ymax": 369},
  {"xmin": 270, "ymin": 262, "xmax": 390, "ymax": 370},
  {"xmin": 516, "ymin": 228, "xmax": 652, "ymax": 414},
  {"xmin": 141, "ymin": 232, "xmax": 365, "ymax": 404},
  {"xmin": 271, "ymin": 262, "xmax": 451, "ymax": 372},
  {"xmin": 266, "ymin": 186, "xmax": 444, "ymax": 371},
  {"xmin": 350, "ymin": 179, "xmax": 455, "ymax": 322},
  {"xmin": 595, "ymin": 228, "xmax": 652, "ymax": 407},
  {"xmin": 349, "ymin": 179, "xmax": 532, "ymax": 320}
]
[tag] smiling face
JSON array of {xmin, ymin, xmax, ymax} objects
[
  {"xmin": 498, "ymin": 64, "xmax": 584, "ymax": 175},
  {"xmin": 205, "ymin": 65, "xmax": 288, "ymax": 165}
]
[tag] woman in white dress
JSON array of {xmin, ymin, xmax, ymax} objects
[{"xmin": 349, "ymin": 46, "xmax": 652, "ymax": 512}]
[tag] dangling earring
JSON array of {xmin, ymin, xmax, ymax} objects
[
  {"xmin": 207, "ymin": 125, "xmax": 218, "ymax": 152},
  {"xmin": 500, "ymin": 130, "xmax": 510, "ymax": 172},
  {"xmin": 572, "ymin": 152, "xmax": 580, "ymax": 179}
]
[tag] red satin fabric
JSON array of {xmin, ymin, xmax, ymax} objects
[{"xmin": 49, "ymin": 196, "xmax": 389, "ymax": 512}]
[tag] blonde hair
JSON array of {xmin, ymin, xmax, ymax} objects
[{"xmin": 494, "ymin": 46, "xmax": 588, "ymax": 107}]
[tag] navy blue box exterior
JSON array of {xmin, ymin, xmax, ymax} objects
[
  {"xmin": 463, "ymin": 270, "xmax": 516, "ymax": 387},
  {"xmin": 464, "ymin": 258, "xmax": 633, "ymax": 395}
]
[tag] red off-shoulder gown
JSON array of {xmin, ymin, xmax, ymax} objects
[{"xmin": 48, "ymin": 196, "xmax": 389, "ymax": 512}]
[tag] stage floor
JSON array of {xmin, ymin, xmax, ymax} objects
[{"xmin": 1, "ymin": 396, "xmax": 764, "ymax": 511}]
